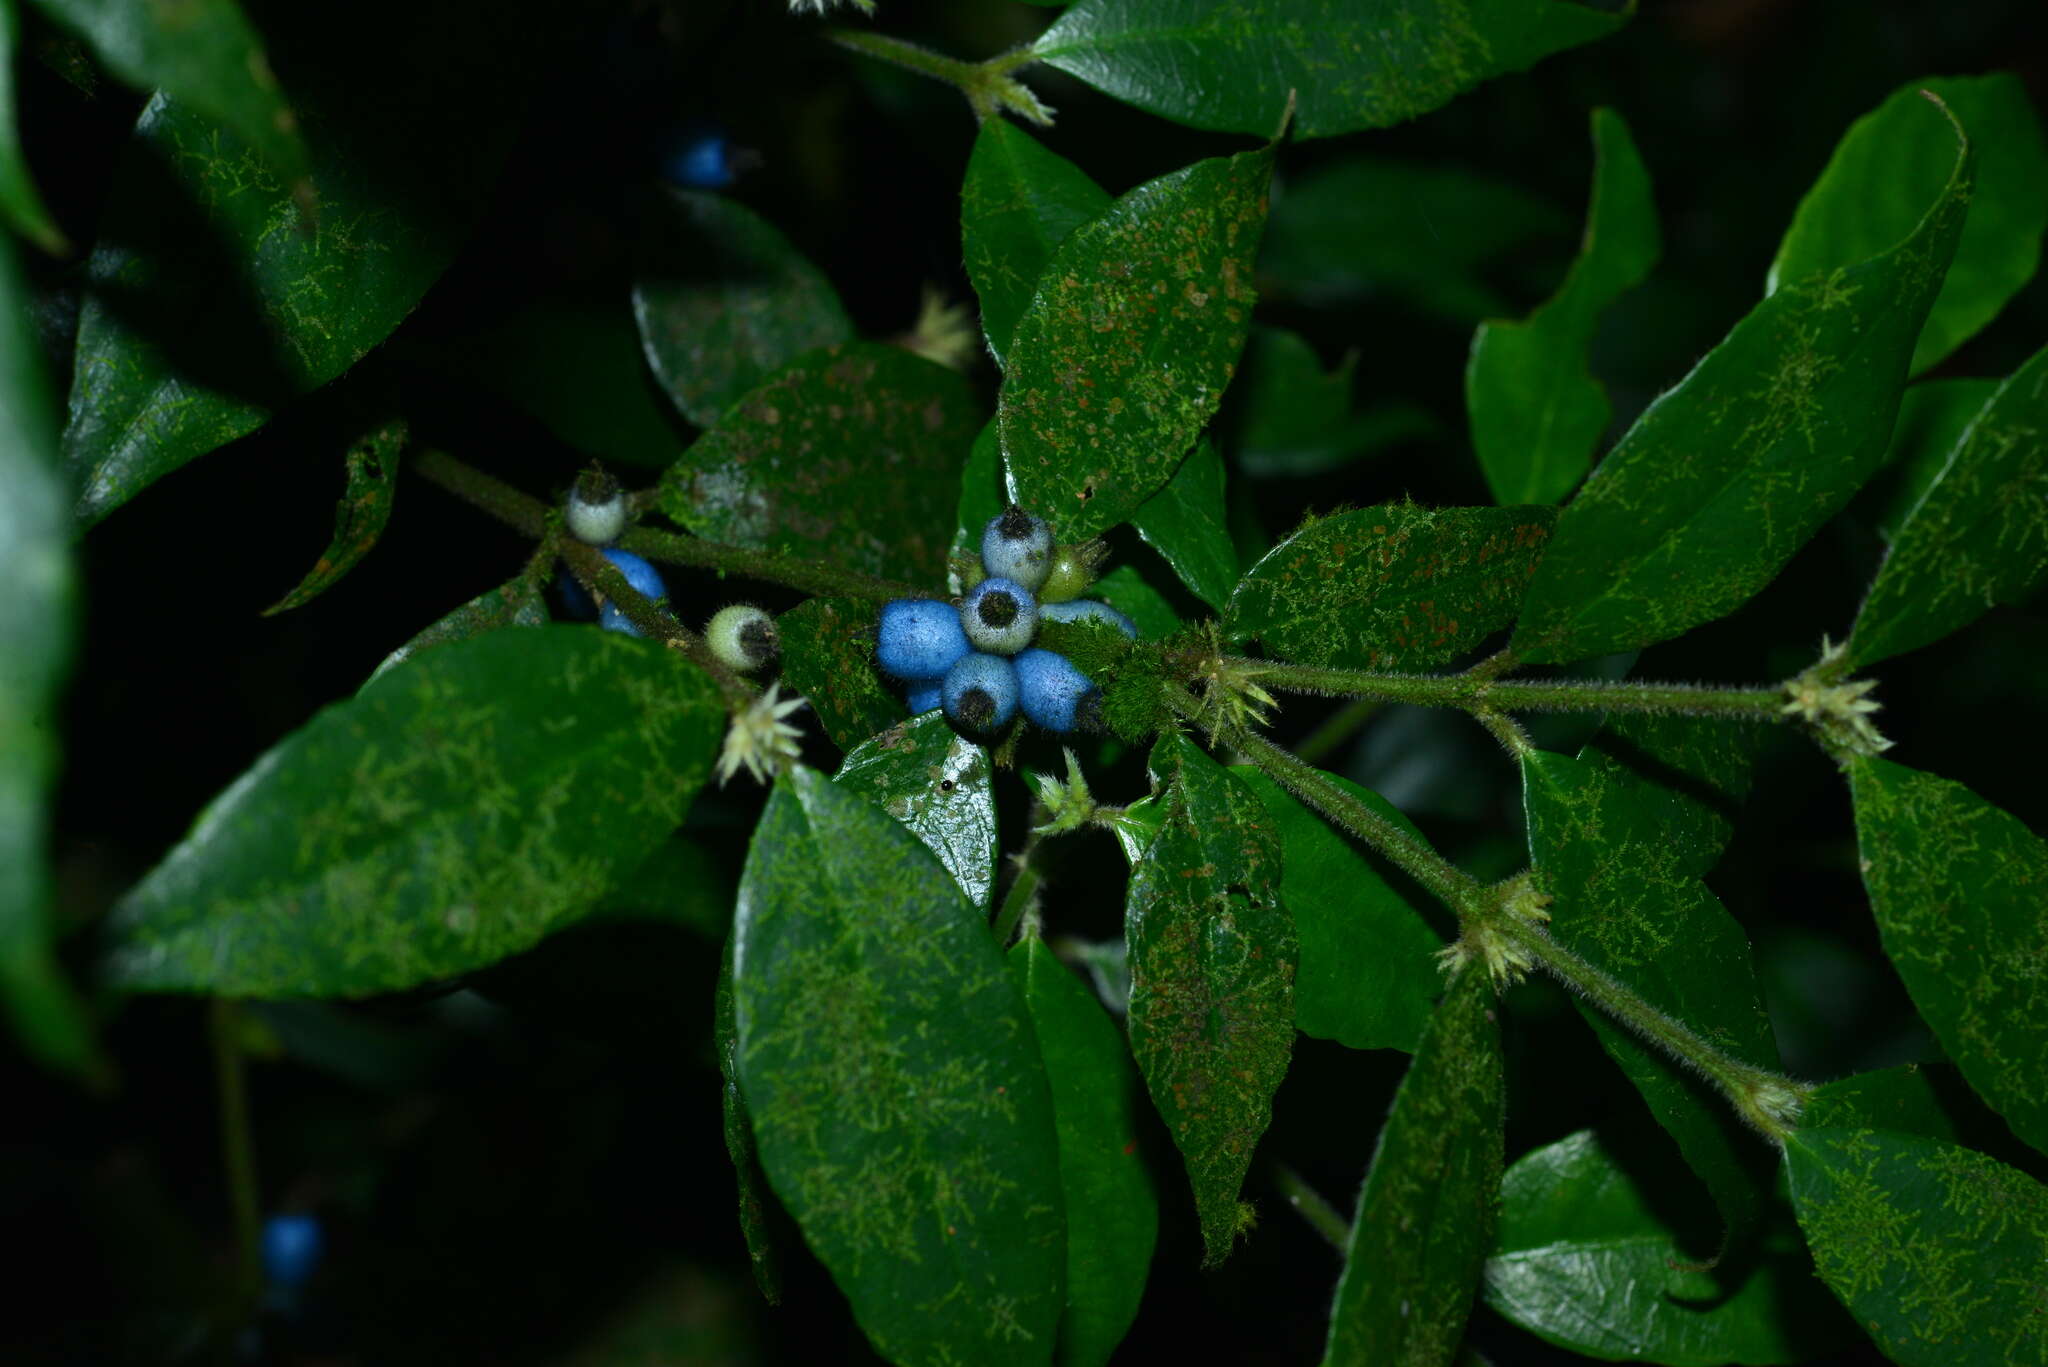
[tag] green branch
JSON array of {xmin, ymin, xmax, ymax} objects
[
  {"xmin": 827, "ymin": 29, "xmax": 1052, "ymax": 124},
  {"xmin": 1240, "ymin": 656, "xmax": 1789, "ymax": 722}
]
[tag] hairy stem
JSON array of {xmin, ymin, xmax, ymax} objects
[
  {"xmin": 211, "ymin": 999, "xmax": 262, "ymax": 1320},
  {"xmin": 1242, "ymin": 657, "xmax": 1788, "ymax": 722},
  {"xmin": 992, "ymin": 846, "xmax": 1043, "ymax": 947},
  {"xmin": 828, "ymin": 30, "xmax": 1051, "ymax": 123}
]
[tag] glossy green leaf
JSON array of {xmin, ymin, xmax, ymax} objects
[
  {"xmin": 1486, "ymin": 1129, "xmax": 1855, "ymax": 1365},
  {"xmin": 733, "ymin": 766, "xmax": 1064, "ymax": 1366},
  {"xmin": 1511, "ymin": 95, "xmax": 1973, "ymax": 663},
  {"xmin": 1032, "ymin": 0, "xmax": 1629, "ymax": 140},
  {"xmin": 717, "ymin": 937, "xmax": 781, "ymax": 1304},
  {"xmin": 1126, "ymin": 733, "xmax": 1293, "ymax": 1264},
  {"xmin": 1523, "ymin": 744, "xmax": 1780, "ymax": 1234},
  {"xmin": 1235, "ymin": 768, "xmax": 1441, "ymax": 1054},
  {"xmin": 103, "ymin": 629, "xmax": 725, "ymax": 997},
  {"xmin": 1129, "ymin": 439, "xmax": 1236, "ymax": 611},
  {"xmin": 1803, "ymin": 1063, "xmax": 1989, "ymax": 1147},
  {"xmin": 1785, "ymin": 1127, "xmax": 2048, "ymax": 1367},
  {"xmin": 63, "ymin": 1, "xmax": 556, "ymax": 525},
  {"xmin": 777, "ymin": 596, "xmax": 904, "ymax": 754},
  {"xmin": 1848, "ymin": 343, "xmax": 2048, "ymax": 667},
  {"xmin": 363, "ymin": 576, "xmax": 547, "ymax": 690},
  {"xmin": 1323, "ymin": 961, "xmax": 1503, "ymax": 1366},
  {"xmin": 1000, "ymin": 145, "xmax": 1273, "ymax": 541},
  {"xmin": 1580, "ymin": 713, "xmax": 1760, "ymax": 873},
  {"xmin": 263, "ymin": 418, "xmax": 403, "ymax": 615},
  {"xmin": 660, "ymin": 343, "xmax": 980, "ymax": 584},
  {"xmin": 961, "ymin": 120, "xmax": 1110, "ymax": 370},
  {"xmin": 1090, "ymin": 564, "xmax": 1181, "ymax": 640},
  {"xmin": 0, "ymin": 0, "xmax": 64, "ymax": 252},
  {"xmin": 1468, "ymin": 108, "xmax": 1659, "ymax": 506},
  {"xmin": 836, "ymin": 711, "xmax": 997, "ymax": 913},
  {"xmin": 1867, "ymin": 378, "xmax": 1999, "ymax": 543},
  {"xmin": 0, "ymin": 226, "xmax": 97, "ymax": 1078},
  {"xmin": 1848, "ymin": 755, "xmax": 2048, "ymax": 1157},
  {"xmin": 633, "ymin": 188, "xmax": 853, "ymax": 429},
  {"xmin": 1011, "ymin": 936, "xmax": 1157, "ymax": 1367},
  {"xmin": 1226, "ymin": 503, "xmax": 1556, "ymax": 670},
  {"xmin": 1229, "ymin": 326, "xmax": 1436, "ymax": 478},
  {"xmin": 956, "ymin": 418, "xmax": 1007, "ymax": 574},
  {"xmin": 1769, "ymin": 75, "xmax": 2048, "ymax": 376}
]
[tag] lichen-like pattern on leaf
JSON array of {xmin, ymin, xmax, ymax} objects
[
  {"xmin": 777, "ymin": 596, "xmax": 904, "ymax": 754},
  {"xmin": 1323, "ymin": 961, "xmax": 1503, "ymax": 1366},
  {"xmin": 733, "ymin": 767, "xmax": 1065, "ymax": 1367},
  {"xmin": 1848, "ymin": 756, "xmax": 2048, "ymax": 1158},
  {"xmin": 962, "ymin": 121, "xmax": 1110, "ymax": 370},
  {"xmin": 264, "ymin": 419, "xmax": 405, "ymax": 615},
  {"xmin": 364, "ymin": 577, "xmax": 547, "ymax": 690},
  {"xmin": 1129, "ymin": 439, "xmax": 1237, "ymax": 611},
  {"xmin": 1001, "ymin": 146, "xmax": 1272, "ymax": 541},
  {"xmin": 1226, "ymin": 503, "xmax": 1555, "ymax": 671},
  {"xmin": 1125, "ymin": 733, "xmax": 1293, "ymax": 1265},
  {"xmin": 1867, "ymin": 377, "xmax": 2000, "ymax": 543},
  {"xmin": 836, "ymin": 711, "xmax": 997, "ymax": 912},
  {"xmin": 103, "ymin": 629, "xmax": 724, "ymax": 997},
  {"xmin": 1785, "ymin": 1127, "xmax": 2048, "ymax": 1367},
  {"xmin": 716, "ymin": 939, "xmax": 781, "ymax": 1303},
  {"xmin": 660, "ymin": 342, "xmax": 980, "ymax": 584}
]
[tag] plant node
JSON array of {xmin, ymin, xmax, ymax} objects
[
  {"xmin": 1029, "ymin": 748, "xmax": 1096, "ymax": 836},
  {"xmin": 1440, "ymin": 872, "xmax": 1552, "ymax": 987},
  {"xmin": 1782, "ymin": 637, "xmax": 1892, "ymax": 757}
]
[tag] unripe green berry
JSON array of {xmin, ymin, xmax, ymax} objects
[
  {"xmin": 1039, "ymin": 539, "xmax": 1108, "ymax": 603},
  {"xmin": 706, "ymin": 604, "xmax": 779, "ymax": 672}
]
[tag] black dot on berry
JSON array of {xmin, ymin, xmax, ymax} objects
[
  {"xmin": 739, "ymin": 618, "xmax": 777, "ymax": 662},
  {"xmin": 958, "ymin": 688, "xmax": 995, "ymax": 730},
  {"xmin": 979, "ymin": 591, "xmax": 1019, "ymax": 629},
  {"xmin": 998, "ymin": 505, "xmax": 1034, "ymax": 540}
]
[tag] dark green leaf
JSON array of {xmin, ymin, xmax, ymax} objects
[
  {"xmin": 1785, "ymin": 1127, "xmax": 2048, "ymax": 1367},
  {"xmin": 961, "ymin": 120, "xmax": 1110, "ymax": 369},
  {"xmin": 1001, "ymin": 146, "xmax": 1273, "ymax": 541},
  {"xmin": 1130, "ymin": 439, "xmax": 1236, "ymax": 610},
  {"xmin": 1804, "ymin": 1063, "xmax": 1988, "ymax": 1147},
  {"xmin": 1323, "ymin": 961, "xmax": 1503, "ymax": 1366},
  {"xmin": 63, "ymin": 1, "xmax": 559, "ymax": 524},
  {"xmin": 659, "ymin": 342, "xmax": 980, "ymax": 584},
  {"xmin": 1032, "ymin": 0, "xmax": 1628, "ymax": 140},
  {"xmin": 0, "ymin": 0, "xmax": 65, "ymax": 252},
  {"xmin": 716, "ymin": 937, "xmax": 781, "ymax": 1303},
  {"xmin": 1511, "ymin": 95, "xmax": 1973, "ymax": 663},
  {"xmin": 1011, "ymin": 936, "xmax": 1158, "ymax": 1367},
  {"xmin": 733, "ymin": 766, "xmax": 1064, "ymax": 1366},
  {"xmin": 263, "ymin": 418, "xmax": 403, "ymax": 615},
  {"xmin": 1226, "ymin": 503, "xmax": 1556, "ymax": 670},
  {"xmin": 1235, "ymin": 768, "xmax": 1441, "ymax": 1053},
  {"xmin": 1580, "ymin": 713, "xmax": 1760, "ymax": 873},
  {"xmin": 1847, "ymin": 756, "xmax": 2048, "ymax": 1157},
  {"xmin": 590, "ymin": 832, "xmax": 732, "ymax": 939},
  {"xmin": 1848, "ymin": 343, "xmax": 2048, "ymax": 667},
  {"xmin": 955, "ymin": 418, "xmax": 1007, "ymax": 573},
  {"xmin": 1867, "ymin": 378, "xmax": 1999, "ymax": 543},
  {"xmin": 364, "ymin": 577, "xmax": 547, "ymax": 690},
  {"xmin": 1092, "ymin": 565, "xmax": 1182, "ymax": 640},
  {"xmin": 777, "ymin": 596, "xmax": 904, "ymax": 754},
  {"xmin": 1486, "ymin": 1129, "xmax": 1855, "ymax": 1365},
  {"xmin": 1468, "ymin": 108, "xmax": 1659, "ymax": 506},
  {"xmin": 633, "ymin": 189, "xmax": 853, "ymax": 429},
  {"xmin": 1769, "ymin": 75, "xmax": 2048, "ymax": 376},
  {"xmin": 836, "ymin": 711, "xmax": 998, "ymax": 913},
  {"xmin": 1126, "ymin": 733, "xmax": 1293, "ymax": 1264},
  {"xmin": 1228, "ymin": 326, "xmax": 1437, "ymax": 478},
  {"xmin": 103, "ymin": 629, "xmax": 725, "ymax": 997}
]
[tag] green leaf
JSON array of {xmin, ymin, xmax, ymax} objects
[
  {"xmin": 1847, "ymin": 756, "xmax": 2048, "ymax": 1158},
  {"xmin": 956, "ymin": 417, "xmax": 1008, "ymax": 571},
  {"xmin": 1090, "ymin": 564, "xmax": 1182, "ymax": 640},
  {"xmin": 0, "ymin": 226, "xmax": 98, "ymax": 1079},
  {"xmin": 0, "ymin": 0, "xmax": 65, "ymax": 252},
  {"xmin": 27, "ymin": 0, "xmax": 308, "ymax": 187},
  {"xmin": 1510, "ymin": 93, "xmax": 1973, "ymax": 663},
  {"xmin": 1228, "ymin": 326, "xmax": 1437, "ymax": 478},
  {"xmin": 836, "ymin": 711, "xmax": 998, "ymax": 913},
  {"xmin": 262, "ymin": 418, "xmax": 403, "ymax": 615},
  {"xmin": 1486, "ymin": 1129, "xmax": 1856, "ymax": 1365},
  {"xmin": 1129, "ymin": 438, "xmax": 1236, "ymax": 610},
  {"xmin": 1467, "ymin": 108, "xmax": 1659, "ymax": 506},
  {"xmin": 1323, "ymin": 961, "xmax": 1503, "ymax": 1367},
  {"xmin": 632, "ymin": 189, "xmax": 854, "ymax": 430},
  {"xmin": 1523, "ymin": 744, "xmax": 1780, "ymax": 1234},
  {"xmin": 1803, "ymin": 1063, "xmax": 1986, "ymax": 1147},
  {"xmin": 1011, "ymin": 936, "xmax": 1158, "ymax": 1367},
  {"xmin": 1769, "ymin": 75, "xmax": 2048, "ymax": 376},
  {"xmin": 1866, "ymin": 378, "xmax": 1999, "ymax": 544},
  {"xmin": 1848, "ymin": 343, "xmax": 2048, "ymax": 667},
  {"xmin": 1001, "ymin": 145, "xmax": 1273, "ymax": 541},
  {"xmin": 777, "ymin": 596, "xmax": 904, "ymax": 754},
  {"xmin": 961, "ymin": 120, "xmax": 1110, "ymax": 370},
  {"xmin": 1226, "ymin": 503, "xmax": 1556, "ymax": 671},
  {"xmin": 1235, "ymin": 768, "xmax": 1441, "ymax": 1053},
  {"xmin": 63, "ymin": 1, "xmax": 558, "ymax": 525},
  {"xmin": 716, "ymin": 937, "xmax": 781, "ymax": 1304},
  {"xmin": 1032, "ymin": 0, "xmax": 1629, "ymax": 140},
  {"xmin": 659, "ymin": 342, "xmax": 980, "ymax": 585},
  {"xmin": 103, "ymin": 629, "xmax": 725, "ymax": 997},
  {"xmin": 363, "ymin": 576, "xmax": 547, "ymax": 690},
  {"xmin": 1126, "ymin": 733, "xmax": 1293, "ymax": 1264},
  {"xmin": 1580, "ymin": 713, "xmax": 1760, "ymax": 873},
  {"xmin": 733, "ymin": 766, "xmax": 1064, "ymax": 1366},
  {"xmin": 1785, "ymin": 1127, "xmax": 2048, "ymax": 1367}
]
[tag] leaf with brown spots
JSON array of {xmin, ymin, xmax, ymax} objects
[{"xmin": 264, "ymin": 419, "xmax": 404, "ymax": 616}]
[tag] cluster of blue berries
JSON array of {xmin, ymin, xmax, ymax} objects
[{"xmin": 877, "ymin": 508, "xmax": 1135, "ymax": 735}]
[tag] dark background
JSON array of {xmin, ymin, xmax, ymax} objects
[{"xmin": 9, "ymin": 0, "xmax": 2046, "ymax": 1361}]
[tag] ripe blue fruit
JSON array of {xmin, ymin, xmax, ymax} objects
[
  {"xmin": 942, "ymin": 652, "xmax": 1019, "ymax": 732},
  {"xmin": 980, "ymin": 506, "xmax": 1053, "ymax": 592},
  {"xmin": 1039, "ymin": 598, "xmax": 1138, "ymax": 639},
  {"xmin": 1016, "ymin": 648, "xmax": 1097, "ymax": 733},
  {"xmin": 261, "ymin": 1213, "xmax": 325, "ymax": 1292},
  {"xmin": 960, "ymin": 576, "xmax": 1039, "ymax": 655},
  {"xmin": 877, "ymin": 598, "xmax": 971, "ymax": 680},
  {"xmin": 561, "ymin": 548, "xmax": 665, "ymax": 626},
  {"xmin": 905, "ymin": 679, "xmax": 942, "ymax": 714},
  {"xmin": 663, "ymin": 127, "xmax": 736, "ymax": 190},
  {"xmin": 706, "ymin": 604, "xmax": 778, "ymax": 672}
]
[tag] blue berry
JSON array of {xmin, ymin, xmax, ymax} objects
[
  {"xmin": 942, "ymin": 652, "xmax": 1019, "ymax": 732},
  {"xmin": 663, "ymin": 127, "xmax": 736, "ymax": 190},
  {"xmin": 261, "ymin": 1213, "xmax": 325, "ymax": 1292},
  {"xmin": 1039, "ymin": 598, "xmax": 1138, "ymax": 639},
  {"xmin": 960, "ymin": 576, "xmax": 1039, "ymax": 655},
  {"xmin": 905, "ymin": 679, "xmax": 942, "ymax": 714},
  {"xmin": 980, "ymin": 506, "xmax": 1053, "ymax": 592},
  {"xmin": 561, "ymin": 547, "xmax": 664, "ymax": 625},
  {"xmin": 877, "ymin": 598, "xmax": 971, "ymax": 681},
  {"xmin": 1016, "ymin": 648, "xmax": 1097, "ymax": 733}
]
